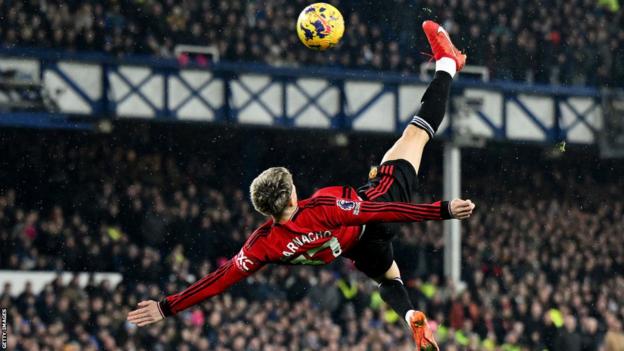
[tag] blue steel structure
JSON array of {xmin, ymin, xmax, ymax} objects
[{"xmin": 0, "ymin": 49, "xmax": 603, "ymax": 144}]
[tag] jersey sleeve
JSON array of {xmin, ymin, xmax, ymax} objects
[
  {"xmin": 158, "ymin": 236, "xmax": 267, "ymax": 317},
  {"xmin": 322, "ymin": 197, "xmax": 453, "ymax": 227}
]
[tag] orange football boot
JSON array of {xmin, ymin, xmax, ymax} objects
[
  {"xmin": 422, "ymin": 20, "xmax": 467, "ymax": 71},
  {"xmin": 409, "ymin": 310, "xmax": 439, "ymax": 351}
]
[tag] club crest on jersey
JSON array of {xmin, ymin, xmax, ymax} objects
[
  {"xmin": 369, "ymin": 166, "xmax": 378, "ymax": 179},
  {"xmin": 336, "ymin": 199, "xmax": 361, "ymax": 215}
]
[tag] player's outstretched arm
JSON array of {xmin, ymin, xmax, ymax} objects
[
  {"xmin": 127, "ymin": 254, "xmax": 261, "ymax": 327},
  {"xmin": 324, "ymin": 197, "xmax": 475, "ymax": 227}
]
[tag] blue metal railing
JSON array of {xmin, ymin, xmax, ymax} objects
[{"xmin": 0, "ymin": 48, "xmax": 604, "ymax": 144}]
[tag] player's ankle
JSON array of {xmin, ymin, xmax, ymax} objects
[{"xmin": 435, "ymin": 57, "xmax": 456, "ymax": 78}]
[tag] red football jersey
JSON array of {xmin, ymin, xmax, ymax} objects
[{"xmin": 158, "ymin": 186, "xmax": 450, "ymax": 317}]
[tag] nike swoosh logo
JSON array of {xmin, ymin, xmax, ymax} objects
[
  {"xmin": 437, "ymin": 27, "xmax": 451, "ymax": 41},
  {"xmin": 437, "ymin": 26, "xmax": 459, "ymax": 57}
]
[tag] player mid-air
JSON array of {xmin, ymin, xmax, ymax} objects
[{"xmin": 128, "ymin": 21, "xmax": 472, "ymax": 351}]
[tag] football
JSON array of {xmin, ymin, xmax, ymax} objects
[{"xmin": 296, "ymin": 3, "xmax": 345, "ymax": 51}]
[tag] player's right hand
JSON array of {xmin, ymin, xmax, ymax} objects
[
  {"xmin": 450, "ymin": 199, "xmax": 475, "ymax": 220},
  {"xmin": 127, "ymin": 300, "xmax": 165, "ymax": 327}
]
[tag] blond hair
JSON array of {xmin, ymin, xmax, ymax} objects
[{"xmin": 250, "ymin": 167, "xmax": 293, "ymax": 217}]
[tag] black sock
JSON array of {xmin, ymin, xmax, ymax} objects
[
  {"xmin": 409, "ymin": 71, "xmax": 453, "ymax": 138},
  {"xmin": 379, "ymin": 278, "xmax": 413, "ymax": 320}
]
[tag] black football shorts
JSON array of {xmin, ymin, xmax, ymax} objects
[{"xmin": 343, "ymin": 158, "xmax": 419, "ymax": 279}]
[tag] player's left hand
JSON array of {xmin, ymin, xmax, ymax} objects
[
  {"xmin": 450, "ymin": 199, "xmax": 475, "ymax": 220},
  {"xmin": 127, "ymin": 300, "xmax": 165, "ymax": 327}
]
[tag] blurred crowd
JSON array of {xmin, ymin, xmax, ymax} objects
[
  {"xmin": 1, "ymin": 125, "xmax": 623, "ymax": 350},
  {"xmin": 1, "ymin": 0, "xmax": 623, "ymax": 87}
]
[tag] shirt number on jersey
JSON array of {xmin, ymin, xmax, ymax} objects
[{"xmin": 290, "ymin": 237, "xmax": 342, "ymax": 265}]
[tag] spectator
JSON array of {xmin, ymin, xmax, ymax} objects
[
  {"xmin": 555, "ymin": 315, "xmax": 582, "ymax": 351},
  {"xmin": 308, "ymin": 270, "xmax": 341, "ymax": 313},
  {"xmin": 605, "ymin": 314, "xmax": 624, "ymax": 351},
  {"xmin": 581, "ymin": 317, "xmax": 600, "ymax": 351}
]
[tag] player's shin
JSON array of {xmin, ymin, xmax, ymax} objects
[
  {"xmin": 378, "ymin": 278, "xmax": 414, "ymax": 322},
  {"xmin": 409, "ymin": 63, "xmax": 453, "ymax": 139}
]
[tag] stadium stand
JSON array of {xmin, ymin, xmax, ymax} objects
[
  {"xmin": 1, "ymin": 0, "xmax": 623, "ymax": 86},
  {"xmin": 1, "ymin": 124, "xmax": 622, "ymax": 350}
]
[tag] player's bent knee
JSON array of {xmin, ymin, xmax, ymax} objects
[{"xmin": 381, "ymin": 261, "xmax": 401, "ymax": 281}]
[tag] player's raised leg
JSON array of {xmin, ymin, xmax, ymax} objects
[
  {"xmin": 375, "ymin": 20, "xmax": 466, "ymax": 351},
  {"xmin": 380, "ymin": 20, "xmax": 467, "ymax": 175}
]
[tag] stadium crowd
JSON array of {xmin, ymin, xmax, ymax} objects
[
  {"xmin": 1, "ymin": 126, "xmax": 623, "ymax": 350},
  {"xmin": 1, "ymin": 0, "xmax": 623, "ymax": 87}
]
